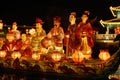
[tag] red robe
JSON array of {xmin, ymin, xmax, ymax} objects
[
  {"xmin": 2, "ymin": 39, "xmax": 22, "ymax": 52},
  {"xmin": 64, "ymin": 24, "xmax": 77, "ymax": 55},
  {"xmin": 75, "ymin": 22, "xmax": 94, "ymax": 48}
]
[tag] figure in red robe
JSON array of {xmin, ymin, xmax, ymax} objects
[
  {"xmin": 64, "ymin": 12, "xmax": 77, "ymax": 56},
  {"xmin": 75, "ymin": 10, "xmax": 94, "ymax": 49}
]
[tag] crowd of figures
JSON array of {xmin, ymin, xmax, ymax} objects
[{"xmin": 0, "ymin": 10, "xmax": 95, "ymax": 60}]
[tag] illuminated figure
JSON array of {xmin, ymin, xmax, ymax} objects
[
  {"xmin": 21, "ymin": 33, "xmax": 31, "ymax": 50},
  {"xmin": 74, "ymin": 10, "xmax": 94, "ymax": 60},
  {"xmin": 2, "ymin": 32, "xmax": 22, "ymax": 52},
  {"xmin": 47, "ymin": 16, "xmax": 64, "ymax": 52},
  {"xmin": 64, "ymin": 12, "xmax": 77, "ymax": 56},
  {"xmin": 35, "ymin": 18, "xmax": 46, "ymax": 41},
  {"xmin": 11, "ymin": 21, "xmax": 21, "ymax": 40},
  {"xmin": 21, "ymin": 33, "xmax": 32, "ymax": 56},
  {"xmin": 30, "ymin": 18, "xmax": 46, "ymax": 53},
  {"xmin": 75, "ymin": 10, "xmax": 94, "ymax": 49}
]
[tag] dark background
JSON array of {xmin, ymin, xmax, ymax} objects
[{"xmin": 0, "ymin": 0, "xmax": 120, "ymax": 33}]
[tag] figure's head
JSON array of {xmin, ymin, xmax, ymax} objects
[
  {"xmin": 69, "ymin": 12, "xmax": 76, "ymax": 23},
  {"xmin": 53, "ymin": 16, "xmax": 61, "ymax": 27},
  {"xmin": 0, "ymin": 20, "xmax": 3, "ymax": 29},
  {"xmin": 35, "ymin": 18, "xmax": 44, "ymax": 30},
  {"xmin": 12, "ymin": 21, "xmax": 17, "ymax": 30},
  {"xmin": 26, "ymin": 29, "xmax": 29, "ymax": 34},
  {"xmin": 81, "ymin": 10, "xmax": 90, "ymax": 23}
]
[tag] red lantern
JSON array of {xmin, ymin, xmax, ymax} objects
[
  {"xmin": 32, "ymin": 53, "xmax": 40, "ymax": 61},
  {"xmin": 72, "ymin": 50, "xmax": 84, "ymax": 63},
  {"xmin": 11, "ymin": 51, "xmax": 21, "ymax": 59},
  {"xmin": 0, "ymin": 50, "xmax": 6, "ymax": 58},
  {"xmin": 51, "ymin": 52, "xmax": 62, "ymax": 62},
  {"xmin": 99, "ymin": 49, "xmax": 111, "ymax": 61},
  {"xmin": 114, "ymin": 26, "xmax": 120, "ymax": 34}
]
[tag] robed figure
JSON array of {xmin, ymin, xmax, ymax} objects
[{"xmin": 64, "ymin": 12, "xmax": 77, "ymax": 56}]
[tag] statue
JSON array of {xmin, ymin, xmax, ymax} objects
[
  {"xmin": 75, "ymin": 10, "xmax": 94, "ymax": 60},
  {"xmin": 47, "ymin": 16, "xmax": 64, "ymax": 53},
  {"xmin": 35, "ymin": 18, "xmax": 46, "ymax": 41},
  {"xmin": 11, "ymin": 21, "xmax": 21, "ymax": 40},
  {"xmin": 2, "ymin": 32, "xmax": 22, "ymax": 52},
  {"xmin": 64, "ymin": 12, "xmax": 77, "ymax": 56},
  {"xmin": 75, "ymin": 10, "xmax": 94, "ymax": 49}
]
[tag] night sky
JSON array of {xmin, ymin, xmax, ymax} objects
[{"xmin": 0, "ymin": 0, "xmax": 120, "ymax": 33}]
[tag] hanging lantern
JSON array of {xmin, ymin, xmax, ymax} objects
[
  {"xmin": 11, "ymin": 51, "xmax": 21, "ymax": 59},
  {"xmin": 51, "ymin": 52, "xmax": 62, "ymax": 62},
  {"xmin": 99, "ymin": 49, "xmax": 111, "ymax": 61},
  {"xmin": 32, "ymin": 53, "xmax": 40, "ymax": 61},
  {"xmin": 0, "ymin": 50, "xmax": 6, "ymax": 58},
  {"xmin": 72, "ymin": 50, "xmax": 84, "ymax": 63}
]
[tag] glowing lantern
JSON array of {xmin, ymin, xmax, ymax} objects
[
  {"xmin": 51, "ymin": 52, "xmax": 62, "ymax": 62},
  {"xmin": 11, "ymin": 51, "xmax": 21, "ymax": 59},
  {"xmin": 114, "ymin": 26, "xmax": 120, "ymax": 34},
  {"xmin": 0, "ymin": 50, "xmax": 6, "ymax": 58},
  {"xmin": 72, "ymin": 50, "xmax": 84, "ymax": 63},
  {"xmin": 32, "ymin": 53, "xmax": 40, "ymax": 61},
  {"xmin": 99, "ymin": 50, "xmax": 111, "ymax": 61}
]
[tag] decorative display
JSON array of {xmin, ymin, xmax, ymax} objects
[{"xmin": 0, "ymin": 6, "xmax": 120, "ymax": 80}]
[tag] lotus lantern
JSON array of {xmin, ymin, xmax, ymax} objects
[
  {"xmin": 99, "ymin": 49, "xmax": 111, "ymax": 61},
  {"xmin": 51, "ymin": 52, "xmax": 62, "ymax": 62},
  {"xmin": 72, "ymin": 50, "xmax": 84, "ymax": 63},
  {"xmin": 11, "ymin": 51, "xmax": 21, "ymax": 59},
  {"xmin": 0, "ymin": 50, "xmax": 6, "ymax": 58},
  {"xmin": 32, "ymin": 53, "xmax": 40, "ymax": 61}
]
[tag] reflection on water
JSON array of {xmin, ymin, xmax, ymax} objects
[
  {"xmin": 0, "ymin": 74, "xmax": 57, "ymax": 80},
  {"xmin": 0, "ymin": 74, "xmax": 113, "ymax": 80},
  {"xmin": 0, "ymin": 73, "xmax": 76, "ymax": 80}
]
